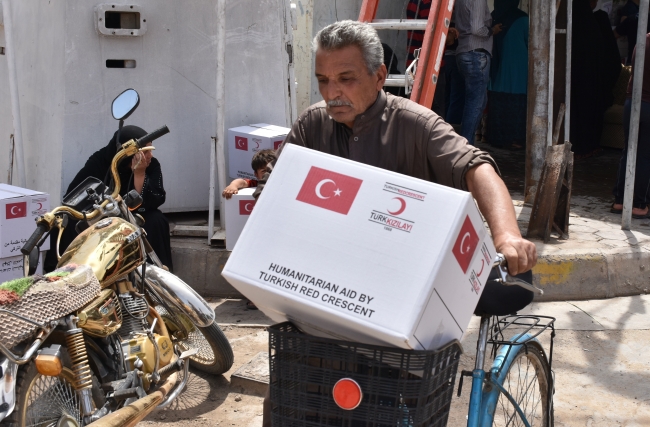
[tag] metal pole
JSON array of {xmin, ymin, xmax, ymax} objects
[
  {"xmin": 208, "ymin": 137, "xmax": 217, "ymax": 245},
  {"xmin": 547, "ymin": 0, "xmax": 557, "ymax": 147},
  {"xmin": 622, "ymin": 0, "xmax": 649, "ymax": 230},
  {"xmin": 2, "ymin": 0, "xmax": 26, "ymax": 187},
  {"xmin": 208, "ymin": 0, "xmax": 228, "ymax": 244},
  {"xmin": 525, "ymin": 0, "xmax": 551, "ymax": 203},
  {"xmin": 564, "ymin": 0, "xmax": 572, "ymax": 142}
]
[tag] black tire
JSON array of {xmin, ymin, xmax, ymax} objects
[
  {"xmin": 492, "ymin": 341, "xmax": 553, "ymax": 427},
  {"xmin": 157, "ymin": 305, "xmax": 234, "ymax": 375},
  {"xmin": 183, "ymin": 321, "xmax": 234, "ymax": 375},
  {"xmin": 1, "ymin": 349, "xmax": 105, "ymax": 427}
]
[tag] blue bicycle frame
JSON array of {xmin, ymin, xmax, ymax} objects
[{"xmin": 466, "ymin": 316, "xmax": 544, "ymax": 427}]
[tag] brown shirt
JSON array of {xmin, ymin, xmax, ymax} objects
[{"xmin": 256, "ymin": 90, "xmax": 498, "ymax": 196}]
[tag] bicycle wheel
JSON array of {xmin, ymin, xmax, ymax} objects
[{"xmin": 492, "ymin": 341, "xmax": 553, "ymax": 427}]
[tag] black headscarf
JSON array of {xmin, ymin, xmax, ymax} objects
[
  {"xmin": 66, "ymin": 125, "xmax": 147, "ymax": 195},
  {"xmin": 491, "ymin": 0, "xmax": 527, "ymax": 82}
]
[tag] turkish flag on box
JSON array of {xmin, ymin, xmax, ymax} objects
[
  {"xmin": 296, "ymin": 166, "xmax": 363, "ymax": 215},
  {"xmin": 239, "ymin": 199, "xmax": 255, "ymax": 216},
  {"xmin": 452, "ymin": 216, "xmax": 480, "ymax": 274},
  {"xmin": 234, "ymin": 136, "xmax": 248, "ymax": 151},
  {"xmin": 5, "ymin": 202, "xmax": 27, "ymax": 219}
]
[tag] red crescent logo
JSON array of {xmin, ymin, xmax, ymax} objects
[
  {"xmin": 37, "ymin": 202, "xmax": 43, "ymax": 210},
  {"xmin": 477, "ymin": 259, "xmax": 485, "ymax": 276},
  {"xmin": 387, "ymin": 197, "xmax": 406, "ymax": 216}
]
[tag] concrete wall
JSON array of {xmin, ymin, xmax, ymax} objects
[
  {"xmin": 0, "ymin": 0, "xmax": 295, "ymax": 210},
  {"xmin": 0, "ymin": 9, "xmax": 14, "ymax": 185}
]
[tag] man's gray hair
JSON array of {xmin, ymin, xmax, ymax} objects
[{"xmin": 313, "ymin": 20, "xmax": 384, "ymax": 74}]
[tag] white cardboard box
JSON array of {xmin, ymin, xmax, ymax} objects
[
  {"xmin": 222, "ymin": 145, "xmax": 496, "ymax": 350},
  {"xmin": 0, "ymin": 185, "xmax": 50, "ymax": 258},
  {"xmin": 227, "ymin": 123, "xmax": 290, "ymax": 180},
  {"xmin": 225, "ymin": 188, "xmax": 256, "ymax": 251},
  {"xmin": 0, "ymin": 253, "xmax": 44, "ymax": 283}
]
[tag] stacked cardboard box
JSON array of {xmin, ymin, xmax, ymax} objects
[
  {"xmin": 227, "ymin": 123, "xmax": 290, "ymax": 180},
  {"xmin": 224, "ymin": 188, "xmax": 256, "ymax": 251},
  {"xmin": 0, "ymin": 184, "xmax": 49, "ymax": 282}
]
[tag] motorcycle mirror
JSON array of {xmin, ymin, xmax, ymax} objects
[
  {"xmin": 23, "ymin": 247, "xmax": 39, "ymax": 277},
  {"xmin": 111, "ymin": 88, "xmax": 140, "ymax": 121}
]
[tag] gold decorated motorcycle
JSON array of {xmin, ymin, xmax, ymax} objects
[{"xmin": 0, "ymin": 89, "xmax": 233, "ymax": 427}]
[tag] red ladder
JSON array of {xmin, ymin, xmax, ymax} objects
[{"xmin": 359, "ymin": 0, "xmax": 455, "ymax": 108}]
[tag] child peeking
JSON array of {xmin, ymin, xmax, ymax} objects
[{"xmin": 222, "ymin": 149, "xmax": 277, "ymax": 199}]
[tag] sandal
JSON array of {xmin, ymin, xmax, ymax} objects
[{"xmin": 612, "ymin": 204, "xmax": 650, "ymax": 218}]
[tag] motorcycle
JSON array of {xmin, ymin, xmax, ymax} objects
[{"xmin": 0, "ymin": 89, "xmax": 234, "ymax": 427}]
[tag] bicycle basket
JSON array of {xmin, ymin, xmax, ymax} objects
[{"xmin": 269, "ymin": 322, "xmax": 462, "ymax": 427}]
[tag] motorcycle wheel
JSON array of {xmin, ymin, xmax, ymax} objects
[
  {"xmin": 1, "ymin": 351, "xmax": 105, "ymax": 427},
  {"xmin": 157, "ymin": 306, "xmax": 234, "ymax": 375}
]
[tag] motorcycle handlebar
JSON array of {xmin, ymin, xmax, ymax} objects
[
  {"xmin": 21, "ymin": 124, "xmax": 169, "ymax": 258},
  {"xmin": 21, "ymin": 223, "xmax": 48, "ymax": 255},
  {"xmin": 136, "ymin": 125, "xmax": 169, "ymax": 148}
]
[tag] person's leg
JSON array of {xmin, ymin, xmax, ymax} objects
[
  {"xmin": 613, "ymin": 99, "xmax": 631, "ymax": 206},
  {"xmin": 446, "ymin": 54, "xmax": 466, "ymax": 125},
  {"xmin": 633, "ymin": 100, "xmax": 650, "ymax": 209},
  {"xmin": 613, "ymin": 99, "xmax": 650, "ymax": 214},
  {"xmin": 456, "ymin": 51, "xmax": 491, "ymax": 145}
]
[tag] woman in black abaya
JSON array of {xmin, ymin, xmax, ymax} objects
[{"xmin": 44, "ymin": 126, "xmax": 173, "ymax": 272}]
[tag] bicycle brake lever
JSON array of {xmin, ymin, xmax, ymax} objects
[{"xmin": 493, "ymin": 254, "xmax": 544, "ymax": 295}]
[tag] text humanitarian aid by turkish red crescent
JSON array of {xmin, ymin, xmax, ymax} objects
[
  {"xmin": 222, "ymin": 145, "xmax": 496, "ymax": 351},
  {"xmin": 0, "ymin": 184, "xmax": 50, "ymax": 260},
  {"xmin": 224, "ymin": 188, "xmax": 256, "ymax": 251},
  {"xmin": 227, "ymin": 123, "xmax": 290, "ymax": 181}
]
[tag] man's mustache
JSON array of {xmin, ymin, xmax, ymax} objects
[{"xmin": 327, "ymin": 99, "xmax": 353, "ymax": 107}]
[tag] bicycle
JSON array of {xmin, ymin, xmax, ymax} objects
[{"xmin": 267, "ymin": 253, "xmax": 556, "ymax": 427}]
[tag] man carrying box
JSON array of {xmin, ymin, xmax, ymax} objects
[
  {"xmin": 258, "ymin": 20, "xmax": 536, "ymax": 425},
  {"xmin": 256, "ymin": 20, "xmax": 535, "ymax": 278}
]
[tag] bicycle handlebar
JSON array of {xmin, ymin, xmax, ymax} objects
[{"xmin": 493, "ymin": 253, "xmax": 543, "ymax": 295}]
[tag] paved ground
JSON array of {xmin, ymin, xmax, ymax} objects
[{"xmin": 142, "ymin": 295, "xmax": 650, "ymax": 427}]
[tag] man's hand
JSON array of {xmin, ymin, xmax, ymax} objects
[
  {"xmin": 492, "ymin": 232, "xmax": 537, "ymax": 276},
  {"xmin": 447, "ymin": 28, "xmax": 459, "ymax": 45},
  {"xmin": 466, "ymin": 163, "xmax": 537, "ymax": 276},
  {"xmin": 492, "ymin": 23, "xmax": 503, "ymax": 35}
]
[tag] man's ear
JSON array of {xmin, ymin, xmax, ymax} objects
[{"xmin": 376, "ymin": 63, "xmax": 388, "ymax": 90}]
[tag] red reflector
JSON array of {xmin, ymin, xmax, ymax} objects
[{"xmin": 332, "ymin": 378, "xmax": 363, "ymax": 410}]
